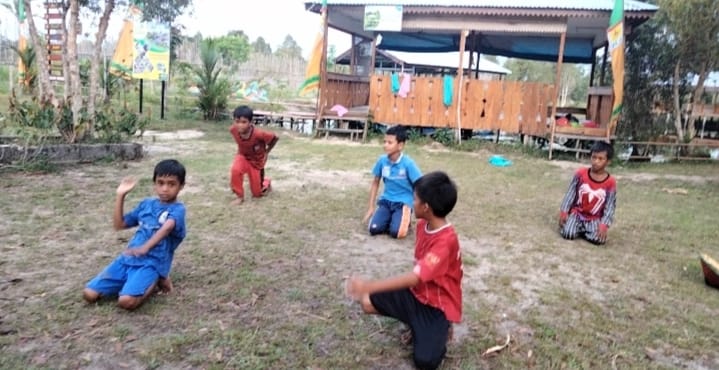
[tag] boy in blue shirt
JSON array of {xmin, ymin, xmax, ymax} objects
[
  {"xmin": 363, "ymin": 125, "xmax": 422, "ymax": 239},
  {"xmin": 83, "ymin": 159, "xmax": 187, "ymax": 310}
]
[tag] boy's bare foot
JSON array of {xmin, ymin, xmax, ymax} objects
[{"xmin": 230, "ymin": 198, "xmax": 244, "ymax": 206}]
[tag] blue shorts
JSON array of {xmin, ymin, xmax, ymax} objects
[{"xmin": 86, "ymin": 258, "xmax": 160, "ymax": 297}]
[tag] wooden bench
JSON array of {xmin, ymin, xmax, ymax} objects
[{"xmin": 315, "ymin": 127, "xmax": 364, "ymax": 141}]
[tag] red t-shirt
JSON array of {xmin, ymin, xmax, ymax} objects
[
  {"xmin": 411, "ymin": 219, "xmax": 463, "ymax": 322},
  {"xmin": 229, "ymin": 125, "xmax": 277, "ymax": 169}
]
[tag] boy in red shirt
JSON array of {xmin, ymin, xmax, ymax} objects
[
  {"xmin": 229, "ymin": 105, "xmax": 279, "ymax": 205},
  {"xmin": 347, "ymin": 171, "xmax": 462, "ymax": 370},
  {"xmin": 559, "ymin": 141, "xmax": 617, "ymax": 244}
]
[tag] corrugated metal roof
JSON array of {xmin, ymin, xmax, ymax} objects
[{"xmin": 315, "ymin": 0, "xmax": 658, "ymax": 12}]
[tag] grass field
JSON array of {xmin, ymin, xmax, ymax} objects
[{"xmin": 1, "ymin": 119, "xmax": 718, "ymax": 369}]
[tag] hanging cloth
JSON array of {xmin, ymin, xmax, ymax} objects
[
  {"xmin": 398, "ymin": 73, "xmax": 411, "ymax": 98},
  {"xmin": 391, "ymin": 73, "xmax": 401, "ymax": 94},
  {"xmin": 443, "ymin": 75, "xmax": 454, "ymax": 107}
]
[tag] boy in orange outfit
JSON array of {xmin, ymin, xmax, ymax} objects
[{"xmin": 229, "ymin": 105, "xmax": 279, "ymax": 205}]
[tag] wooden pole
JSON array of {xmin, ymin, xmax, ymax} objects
[
  {"xmin": 160, "ymin": 80, "xmax": 166, "ymax": 120},
  {"xmin": 600, "ymin": 42, "xmax": 608, "ymax": 86},
  {"xmin": 363, "ymin": 34, "xmax": 377, "ymax": 142},
  {"xmin": 314, "ymin": 3, "xmax": 330, "ymax": 129},
  {"xmin": 455, "ymin": 30, "xmax": 468, "ymax": 144},
  {"xmin": 589, "ymin": 47, "xmax": 597, "ymax": 87},
  {"xmin": 548, "ymin": 31, "xmax": 566, "ymax": 160}
]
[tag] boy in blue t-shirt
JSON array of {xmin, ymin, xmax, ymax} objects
[
  {"xmin": 363, "ymin": 125, "xmax": 422, "ymax": 239},
  {"xmin": 83, "ymin": 159, "xmax": 187, "ymax": 310}
]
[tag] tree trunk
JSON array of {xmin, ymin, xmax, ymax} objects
[
  {"xmin": 687, "ymin": 61, "xmax": 709, "ymax": 141},
  {"xmin": 62, "ymin": 1, "xmax": 71, "ymax": 101},
  {"xmin": 66, "ymin": 0, "xmax": 82, "ymax": 142},
  {"xmin": 23, "ymin": 0, "xmax": 53, "ymax": 101},
  {"xmin": 87, "ymin": 0, "xmax": 116, "ymax": 136},
  {"xmin": 672, "ymin": 62, "xmax": 685, "ymax": 140}
]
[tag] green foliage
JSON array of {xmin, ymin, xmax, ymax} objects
[
  {"xmin": 430, "ymin": 127, "xmax": 456, "ymax": 147},
  {"xmin": 11, "ymin": 44, "xmax": 37, "ymax": 94},
  {"xmin": 215, "ymin": 31, "xmax": 251, "ymax": 64},
  {"xmin": 407, "ymin": 127, "xmax": 424, "ymax": 142},
  {"xmin": 5, "ymin": 91, "xmax": 58, "ymax": 143},
  {"xmin": 0, "ymin": 66, "xmax": 9, "ymax": 94},
  {"xmin": 93, "ymin": 105, "xmax": 149, "ymax": 143},
  {"xmin": 252, "ymin": 36, "xmax": 272, "ymax": 55},
  {"xmin": 181, "ymin": 38, "xmax": 232, "ymax": 120},
  {"xmin": 275, "ymin": 35, "xmax": 303, "ymax": 59},
  {"xmin": 621, "ymin": 12, "xmax": 678, "ymax": 140},
  {"xmin": 5, "ymin": 91, "xmax": 147, "ymax": 145}
]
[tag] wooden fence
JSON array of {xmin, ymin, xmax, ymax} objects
[{"xmin": 368, "ymin": 75, "xmax": 554, "ymax": 135}]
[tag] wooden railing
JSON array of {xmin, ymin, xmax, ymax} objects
[{"xmin": 319, "ymin": 73, "xmax": 370, "ymax": 116}]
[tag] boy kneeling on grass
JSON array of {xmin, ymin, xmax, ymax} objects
[
  {"xmin": 83, "ymin": 159, "xmax": 187, "ymax": 310},
  {"xmin": 347, "ymin": 171, "xmax": 462, "ymax": 370},
  {"xmin": 558, "ymin": 141, "xmax": 617, "ymax": 245}
]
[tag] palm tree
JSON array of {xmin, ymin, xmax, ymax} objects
[{"xmin": 192, "ymin": 38, "xmax": 232, "ymax": 120}]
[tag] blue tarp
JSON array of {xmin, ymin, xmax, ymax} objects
[{"xmin": 378, "ymin": 32, "xmax": 596, "ymax": 64}]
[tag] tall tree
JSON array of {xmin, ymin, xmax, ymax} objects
[
  {"xmin": 215, "ymin": 31, "xmax": 251, "ymax": 63},
  {"xmin": 252, "ymin": 36, "xmax": 272, "ymax": 55},
  {"xmin": 22, "ymin": 0, "xmax": 53, "ymax": 100},
  {"xmin": 621, "ymin": 9, "xmax": 677, "ymax": 141},
  {"xmin": 275, "ymin": 34, "xmax": 302, "ymax": 59},
  {"xmin": 87, "ymin": 0, "xmax": 116, "ymax": 138},
  {"xmin": 659, "ymin": 0, "xmax": 719, "ymax": 140}
]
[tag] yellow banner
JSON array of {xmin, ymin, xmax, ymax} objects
[{"xmin": 607, "ymin": 10, "xmax": 624, "ymax": 134}]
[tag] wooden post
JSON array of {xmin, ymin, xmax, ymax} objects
[
  {"xmin": 314, "ymin": 3, "xmax": 330, "ymax": 134},
  {"xmin": 455, "ymin": 30, "xmax": 468, "ymax": 144},
  {"xmin": 589, "ymin": 47, "xmax": 597, "ymax": 87},
  {"xmin": 350, "ymin": 35, "xmax": 356, "ymax": 75},
  {"xmin": 363, "ymin": 34, "xmax": 377, "ymax": 142},
  {"xmin": 160, "ymin": 80, "xmax": 166, "ymax": 119},
  {"xmin": 599, "ymin": 42, "xmax": 608, "ymax": 86},
  {"xmin": 139, "ymin": 79, "xmax": 144, "ymax": 114},
  {"xmin": 548, "ymin": 31, "xmax": 567, "ymax": 160}
]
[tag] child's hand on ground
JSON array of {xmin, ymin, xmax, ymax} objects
[
  {"xmin": 597, "ymin": 228, "xmax": 608, "ymax": 244},
  {"xmin": 362, "ymin": 208, "xmax": 374, "ymax": 224},
  {"xmin": 116, "ymin": 176, "xmax": 137, "ymax": 196},
  {"xmin": 345, "ymin": 276, "xmax": 367, "ymax": 301},
  {"xmin": 158, "ymin": 277, "xmax": 173, "ymax": 293},
  {"xmin": 558, "ymin": 212, "xmax": 567, "ymax": 228}
]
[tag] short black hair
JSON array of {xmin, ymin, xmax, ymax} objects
[
  {"xmin": 386, "ymin": 125, "xmax": 408, "ymax": 143},
  {"xmin": 590, "ymin": 141, "xmax": 614, "ymax": 160},
  {"xmin": 414, "ymin": 171, "xmax": 457, "ymax": 218},
  {"xmin": 153, "ymin": 159, "xmax": 186, "ymax": 185},
  {"xmin": 233, "ymin": 105, "xmax": 254, "ymax": 121}
]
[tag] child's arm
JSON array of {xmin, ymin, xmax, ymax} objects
[
  {"xmin": 265, "ymin": 134, "xmax": 279, "ymax": 153},
  {"xmin": 558, "ymin": 173, "xmax": 580, "ymax": 226},
  {"xmin": 113, "ymin": 177, "xmax": 137, "ymax": 230},
  {"xmin": 347, "ymin": 272, "xmax": 419, "ymax": 301},
  {"xmin": 598, "ymin": 188, "xmax": 617, "ymax": 241},
  {"xmin": 363, "ymin": 176, "xmax": 381, "ymax": 223},
  {"xmin": 124, "ymin": 219, "xmax": 176, "ymax": 257}
]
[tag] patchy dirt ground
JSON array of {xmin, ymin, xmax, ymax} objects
[{"xmin": 1, "ymin": 128, "xmax": 718, "ymax": 369}]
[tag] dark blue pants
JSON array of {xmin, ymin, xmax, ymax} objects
[{"xmin": 368, "ymin": 199, "xmax": 412, "ymax": 239}]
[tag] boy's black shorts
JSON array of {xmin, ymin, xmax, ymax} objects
[{"xmin": 370, "ymin": 288, "xmax": 450, "ymax": 363}]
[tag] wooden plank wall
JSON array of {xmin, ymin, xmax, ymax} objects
[
  {"xmin": 369, "ymin": 75, "xmax": 457, "ymax": 127},
  {"xmin": 369, "ymin": 75, "xmax": 554, "ymax": 135},
  {"xmin": 320, "ymin": 73, "xmax": 370, "ymax": 115}
]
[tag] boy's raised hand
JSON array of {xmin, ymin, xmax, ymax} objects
[{"xmin": 117, "ymin": 176, "xmax": 137, "ymax": 196}]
